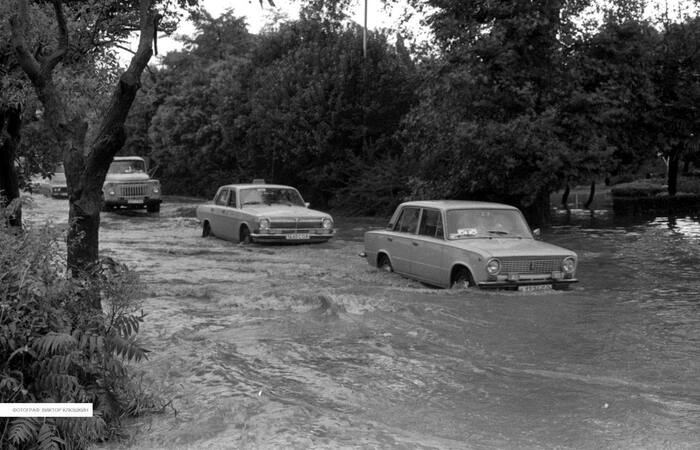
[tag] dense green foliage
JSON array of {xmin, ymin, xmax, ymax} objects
[
  {"xmin": 118, "ymin": 2, "xmax": 700, "ymax": 220},
  {"xmin": 0, "ymin": 213, "xmax": 154, "ymax": 449},
  {"xmin": 132, "ymin": 8, "xmax": 418, "ymax": 214}
]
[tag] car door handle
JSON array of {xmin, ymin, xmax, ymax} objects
[
  {"xmin": 412, "ymin": 242, "xmax": 419, "ymax": 246},
  {"xmin": 387, "ymin": 237, "xmax": 393, "ymax": 242}
]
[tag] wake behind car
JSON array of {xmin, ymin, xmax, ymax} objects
[
  {"xmin": 196, "ymin": 183, "xmax": 335, "ymax": 243},
  {"xmin": 362, "ymin": 200, "xmax": 578, "ymax": 291}
]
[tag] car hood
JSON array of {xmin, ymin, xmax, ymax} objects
[
  {"xmin": 104, "ymin": 173, "xmax": 151, "ymax": 183},
  {"xmin": 450, "ymin": 238, "xmax": 576, "ymax": 258},
  {"xmin": 242, "ymin": 205, "xmax": 331, "ymax": 219}
]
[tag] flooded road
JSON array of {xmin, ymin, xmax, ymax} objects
[{"xmin": 24, "ymin": 196, "xmax": 700, "ymax": 449}]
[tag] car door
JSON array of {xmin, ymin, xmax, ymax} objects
[
  {"xmin": 411, "ymin": 208, "xmax": 447, "ymax": 286},
  {"xmin": 390, "ymin": 206, "xmax": 421, "ymax": 275},
  {"xmin": 209, "ymin": 189, "xmax": 230, "ymax": 237}
]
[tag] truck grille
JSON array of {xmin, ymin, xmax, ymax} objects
[
  {"xmin": 500, "ymin": 257, "xmax": 561, "ymax": 274},
  {"xmin": 270, "ymin": 218, "xmax": 323, "ymax": 230},
  {"xmin": 118, "ymin": 184, "xmax": 148, "ymax": 197}
]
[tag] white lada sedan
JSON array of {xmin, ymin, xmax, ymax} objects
[
  {"xmin": 362, "ymin": 200, "xmax": 578, "ymax": 291},
  {"xmin": 196, "ymin": 183, "xmax": 335, "ymax": 243}
]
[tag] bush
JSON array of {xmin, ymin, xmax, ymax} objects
[
  {"xmin": 0, "ymin": 212, "xmax": 155, "ymax": 449},
  {"xmin": 610, "ymin": 179, "xmax": 667, "ymax": 197}
]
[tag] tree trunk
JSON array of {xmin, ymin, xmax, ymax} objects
[
  {"xmin": 667, "ymin": 150, "xmax": 680, "ymax": 196},
  {"xmin": 11, "ymin": 0, "xmax": 157, "ymax": 310},
  {"xmin": 0, "ymin": 107, "xmax": 22, "ymax": 228},
  {"xmin": 584, "ymin": 181, "xmax": 595, "ymax": 209},
  {"xmin": 560, "ymin": 184, "xmax": 570, "ymax": 208}
]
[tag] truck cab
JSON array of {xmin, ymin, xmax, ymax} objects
[{"xmin": 102, "ymin": 156, "xmax": 162, "ymax": 213}]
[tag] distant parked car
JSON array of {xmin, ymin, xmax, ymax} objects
[
  {"xmin": 102, "ymin": 156, "xmax": 162, "ymax": 213},
  {"xmin": 36, "ymin": 163, "xmax": 67, "ymax": 198},
  {"xmin": 362, "ymin": 200, "xmax": 578, "ymax": 291},
  {"xmin": 196, "ymin": 183, "xmax": 335, "ymax": 243}
]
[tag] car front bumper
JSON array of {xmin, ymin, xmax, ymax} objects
[
  {"xmin": 251, "ymin": 231, "xmax": 335, "ymax": 243},
  {"xmin": 477, "ymin": 278, "xmax": 578, "ymax": 289}
]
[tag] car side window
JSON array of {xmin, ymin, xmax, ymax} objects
[
  {"xmin": 215, "ymin": 189, "xmax": 229, "ymax": 206},
  {"xmin": 227, "ymin": 191, "xmax": 237, "ymax": 208},
  {"xmin": 419, "ymin": 209, "xmax": 443, "ymax": 239},
  {"xmin": 396, "ymin": 207, "xmax": 420, "ymax": 234}
]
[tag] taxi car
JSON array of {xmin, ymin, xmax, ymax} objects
[
  {"xmin": 196, "ymin": 183, "xmax": 335, "ymax": 243},
  {"xmin": 362, "ymin": 200, "xmax": 578, "ymax": 290}
]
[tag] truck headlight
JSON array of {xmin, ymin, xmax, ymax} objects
[{"xmin": 104, "ymin": 184, "xmax": 115, "ymax": 196}]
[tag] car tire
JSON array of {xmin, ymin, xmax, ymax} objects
[
  {"xmin": 202, "ymin": 221, "xmax": 211, "ymax": 237},
  {"xmin": 451, "ymin": 268, "xmax": 473, "ymax": 289},
  {"xmin": 377, "ymin": 254, "xmax": 393, "ymax": 272},
  {"xmin": 147, "ymin": 203, "xmax": 160, "ymax": 213},
  {"xmin": 239, "ymin": 226, "xmax": 251, "ymax": 244}
]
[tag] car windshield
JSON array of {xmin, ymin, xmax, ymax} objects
[
  {"xmin": 240, "ymin": 187, "xmax": 305, "ymax": 207},
  {"xmin": 108, "ymin": 160, "xmax": 146, "ymax": 174},
  {"xmin": 445, "ymin": 209, "xmax": 532, "ymax": 239}
]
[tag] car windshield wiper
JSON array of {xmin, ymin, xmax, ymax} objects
[
  {"xmin": 487, "ymin": 230, "xmax": 509, "ymax": 235},
  {"xmin": 243, "ymin": 201, "xmax": 261, "ymax": 206}
]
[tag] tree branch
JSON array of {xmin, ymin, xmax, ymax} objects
[
  {"xmin": 9, "ymin": 0, "xmax": 42, "ymax": 86},
  {"xmin": 41, "ymin": 0, "xmax": 69, "ymax": 75}
]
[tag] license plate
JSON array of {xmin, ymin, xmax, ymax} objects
[
  {"xmin": 519, "ymin": 284, "xmax": 552, "ymax": 292},
  {"xmin": 285, "ymin": 233, "xmax": 309, "ymax": 240},
  {"xmin": 127, "ymin": 199, "xmax": 143, "ymax": 204}
]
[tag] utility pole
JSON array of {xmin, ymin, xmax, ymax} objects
[{"xmin": 363, "ymin": 0, "xmax": 367, "ymax": 58}]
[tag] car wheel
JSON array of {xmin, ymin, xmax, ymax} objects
[
  {"xmin": 239, "ymin": 226, "xmax": 251, "ymax": 244},
  {"xmin": 553, "ymin": 283, "xmax": 570, "ymax": 291},
  {"xmin": 202, "ymin": 221, "xmax": 211, "ymax": 237},
  {"xmin": 451, "ymin": 268, "xmax": 473, "ymax": 289},
  {"xmin": 147, "ymin": 203, "xmax": 160, "ymax": 213},
  {"xmin": 377, "ymin": 254, "xmax": 393, "ymax": 272}
]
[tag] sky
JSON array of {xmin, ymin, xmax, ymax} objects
[
  {"xmin": 124, "ymin": 0, "xmax": 410, "ymax": 60},
  {"xmin": 119, "ymin": 0, "xmax": 697, "ymax": 63}
]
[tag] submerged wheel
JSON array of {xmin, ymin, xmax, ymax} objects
[
  {"xmin": 451, "ymin": 267, "xmax": 473, "ymax": 289},
  {"xmin": 377, "ymin": 254, "xmax": 393, "ymax": 272},
  {"xmin": 239, "ymin": 226, "xmax": 251, "ymax": 244},
  {"xmin": 202, "ymin": 221, "xmax": 211, "ymax": 237}
]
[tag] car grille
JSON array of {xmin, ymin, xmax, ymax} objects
[
  {"xmin": 500, "ymin": 257, "xmax": 561, "ymax": 274},
  {"xmin": 270, "ymin": 218, "xmax": 323, "ymax": 230},
  {"xmin": 118, "ymin": 184, "xmax": 148, "ymax": 197}
]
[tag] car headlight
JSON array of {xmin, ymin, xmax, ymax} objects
[
  {"xmin": 562, "ymin": 257, "xmax": 576, "ymax": 274},
  {"xmin": 486, "ymin": 258, "xmax": 501, "ymax": 276},
  {"xmin": 322, "ymin": 218, "xmax": 333, "ymax": 229},
  {"xmin": 259, "ymin": 218, "xmax": 270, "ymax": 230}
]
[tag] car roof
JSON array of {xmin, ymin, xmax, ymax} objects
[
  {"xmin": 399, "ymin": 200, "xmax": 520, "ymax": 211},
  {"xmin": 217, "ymin": 184, "xmax": 297, "ymax": 190},
  {"xmin": 113, "ymin": 156, "xmax": 145, "ymax": 161}
]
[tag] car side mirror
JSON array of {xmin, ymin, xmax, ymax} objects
[
  {"xmin": 533, "ymin": 228, "xmax": 541, "ymax": 238},
  {"xmin": 305, "ymin": 202, "xmax": 310, "ymax": 208}
]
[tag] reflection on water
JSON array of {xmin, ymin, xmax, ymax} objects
[{"xmin": 22, "ymin": 196, "xmax": 700, "ymax": 449}]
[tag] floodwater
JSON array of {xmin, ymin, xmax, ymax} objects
[{"xmin": 23, "ymin": 196, "xmax": 700, "ymax": 449}]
